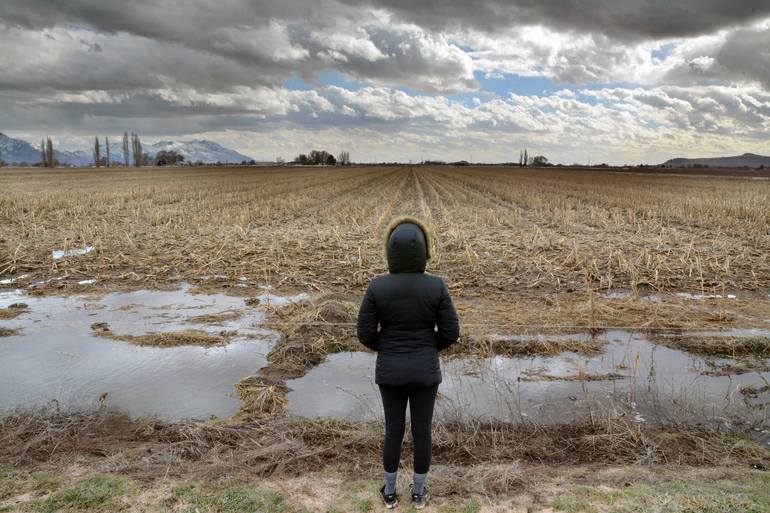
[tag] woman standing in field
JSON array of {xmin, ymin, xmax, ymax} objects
[{"xmin": 357, "ymin": 217, "xmax": 460, "ymax": 509}]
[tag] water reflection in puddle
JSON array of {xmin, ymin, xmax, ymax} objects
[
  {"xmin": 285, "ymin": 331, "xmax": 770, "ymax": 444},
  {"xmin": 0, "ymin": 285, "xmax": 300, "ymax": 420}
]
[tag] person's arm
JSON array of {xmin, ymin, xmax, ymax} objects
[
  {"xmin": 357, "ymin": 283, "xmax": 380, "ymax": 351},
  {"xmin": 436, "ymin": 281, "xmax": 459, "ymax": 351}
]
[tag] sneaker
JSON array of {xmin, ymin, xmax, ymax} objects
[
  {"xmin": 410, "ymin": 485, "xmax": 428, "ymax": 509},
  {"xmin": 380, "ymin": 485, "xmax": 398, "ymax": 509}
]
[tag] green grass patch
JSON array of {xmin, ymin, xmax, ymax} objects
[
  {"xmin": 551, "ymin": 477, "xmax": 770, "ymax": 513},
  {"xmin": 0, "ymin": 467, "xmax": 62, "ymax": 506},
  {"xmin": 167, "ymin": 482, "xmax": 290, "ymax": 513},
  {"xmin": 32, "ymin": 475, "xmax": 136, "ymax": 512}
]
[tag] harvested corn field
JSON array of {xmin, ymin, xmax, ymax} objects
[{"xmin": 1, "ymin": 165, "xmax": 768, "ymax": 318}]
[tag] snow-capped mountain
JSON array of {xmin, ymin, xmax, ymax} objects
[
  {"xmin": 148, "ymin": 140, "xmax": 253, "ymax": 164},
  {"xmin": 0, "ymin": 132, "xmax": 254, "ymax": 166},
  {"xmin": 0, "ymin": 132, "xmax": 93, "ymax": 166},
  {"xmin": 0, "ymin": 132, "xmax": 43, "ymax": 164}
]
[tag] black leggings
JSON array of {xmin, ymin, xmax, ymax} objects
[{"xmin": 379, "ymin": 384, "xmax": 439, "ymax": 474}]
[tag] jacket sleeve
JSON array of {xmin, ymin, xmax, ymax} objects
[
  {"xmin": 436, "ymin": 281, "xmax": 460, "ymax": 351},
  {"xmin": 357, "ymin": 283, "xmax": 380, "ymax": 351}
]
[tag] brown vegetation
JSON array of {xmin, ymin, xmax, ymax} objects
[
  {"xmin": 1, "ymin": 410, "xmax": 767, "ymax": 478},
  {"xmin": 232, "ymin": 293, "xmax": 362, "ymax": 418},
  {"xmin": 90, "ymin": 322, "xmax": 233, "ymax": 347},
  {"xmin": 654, "ymin": 334, "xmax": 770, "ymax": 358},
  {"xmin": 0, "ymin": 303, "xmax": 27, "ymax": 320}
]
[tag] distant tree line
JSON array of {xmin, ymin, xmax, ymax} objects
[
  {"xmin": 86, "ymin": 131, "xmax": 183, "ymax": 168},
  {"xmin": 293, "ymin": 149, "xmax": 352, "ymax": 166},
  {"xmin": 518, "ymin": 149, "xmax": 549, "ymax": 167}
]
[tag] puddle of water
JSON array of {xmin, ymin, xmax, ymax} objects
[
  {"xmin": 285, "ymin": 331, "xmax": 770, "ymax": 443},
  {"xmin": 0, "ymin": 274, "xmax": 30, "ymax": 285},
  {"xmin": 52, "ymin": 246, "xmax": 94, "ymax": 260},
  {"xmin": 598, "ymin": 291, "xmax": 741, "ymax": 302},
  {"xmin": 675, "ymin": 292, "xmax": 737, "ymax": 300},
  {"xmin": 255, "ymin": 291, "xmax": 309, "ymax": 308},
  {"xmin": 0, "ymin": 285, "xmax": 297, "ymax": 420},
  {"xmin": 492, "ymin": 333, "xmax": 594, "ymax": 343}
]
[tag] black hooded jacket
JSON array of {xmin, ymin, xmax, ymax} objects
[{"xmin": 357, "ymin": 218, "xmax": 460, "ymax": 386}]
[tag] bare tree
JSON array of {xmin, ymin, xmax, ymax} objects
[
  {"xmin": 46, "ymin": 137, "xmax": 53, "ymax": 168},
  {"xmin": 40, "ymin": 138, "xmax": 47, "ymax": 168},
  {"xmin": 131, "ymin": 132, "xmax": 142, "ymax": 167},
  {"xmin": 94, "ymin": 136, "xmax": 101, "ymax": 168},
  {"xmin": 105, "ymin": 137, "xmax": 110, "ymax": 167},
  {"xmin": 523, "ymin": 148, "xmax": 528, "ymax": 167},
  {"xmin": 337, "ymin": 150, "xmax": 351, "ymax": 165},
  {"xmin": 122, "ymin": 132, "xmax": 130, "ymax": 167}
]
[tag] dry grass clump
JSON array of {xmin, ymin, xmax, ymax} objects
[
  {"xmin": 235, "ymin": 293, "xmax": 361, "ymax": 420},
  {"xmin": 739, "ymin": 384, "xmax": 770, "ymax": 398},
  {"xmin": 453, "ymin": 333, "xmax": 607, "ymax": 358},
  {"xmin": 702, "ymin": 359, "xmax": 770, "ymax": 377},
  {"xmin": 2, "ymin": 410, "xmax": 767, "ymax": 479},
  {"xmin": 654, "ymin": 335, "xmax": 770, "ymax": 358},
  {"xmin": 234, "ymin": 376, "xmax": 289, "ymax": 419},
  {"xmin": 266, "ymin": 292, "xmax": 361, "ymax": 379},
  {"xmin": 519, "ymin": 370, "xmax": 627, "ymax": 382},
  {"xmin": 0, "ymin": 327, "xmax": 21, "ymax": 337},
  {"xmin": 185, "ymin": 309, "xmax": 243, "ymax": 324},
  {"xmin": 90, "ymin": 322, "xmax": 233, "ymax": 347},
  {"xmin": 0, "ymin": 303, "xmax": 27, "ymax": 320},
  {"xmin": 427, "ymin": 463, "xmax": 529, "ymax": 496}
]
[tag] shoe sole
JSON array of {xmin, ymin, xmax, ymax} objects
[{"xmin": 384, "ymin": 500, "xmax": 398, "ymax": 509}]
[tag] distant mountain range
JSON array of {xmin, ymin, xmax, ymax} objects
[
  {"xmin": 0, "ymin": 132, "xmax": 254, "ymax": 166},
  {"xmin": 663, "ymin": 153, "xmax": 770, "ymax": 168}
]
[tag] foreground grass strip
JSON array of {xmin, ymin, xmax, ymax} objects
[
  {"xmin": 30, "ymin": 475, "xmax": 137, "ymax": 513},
  {"xmin": 551, "ymin": 475, "xmax": 770, "ymax": 513}
]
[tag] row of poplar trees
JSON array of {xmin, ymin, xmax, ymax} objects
[
  {"xmin": 40, "ymin": 132, "xmax": 145, "ymax": 168},
  {"xmin": 93, "ymin": 132, "xmax": 144, "ymax": 168}
]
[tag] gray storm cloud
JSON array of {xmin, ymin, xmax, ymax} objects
[
  {"xmin": 0, "ymin": 0, "xmax": 769, "ymax": 163},
  {"xmin": 341, "ymin": 0, "xmax": 770, "ymax": 40}
]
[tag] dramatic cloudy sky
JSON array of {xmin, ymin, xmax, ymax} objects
[{"xmin": 1, "ymin": 0, "xmax": 769, "ymax": 164}]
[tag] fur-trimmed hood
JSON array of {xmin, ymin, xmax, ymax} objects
[{"xmin": 384, "ymin": 216, "xmax": 432, "ymax": 273}]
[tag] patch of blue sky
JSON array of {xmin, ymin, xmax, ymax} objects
[
  {"xmin": 475, "ymin": 70, "xmax": 641, "ymax": 97},
  {"xmin": 283, "ymin": 67, "xmax": 647, "ymax": 111},
  {"xmin": 644, "ymin": 120, "xmax": 664, "ymax": 129},
  {"xmin": 651, "ymin": 42, "xmax": 677, "ymax": 61}
]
